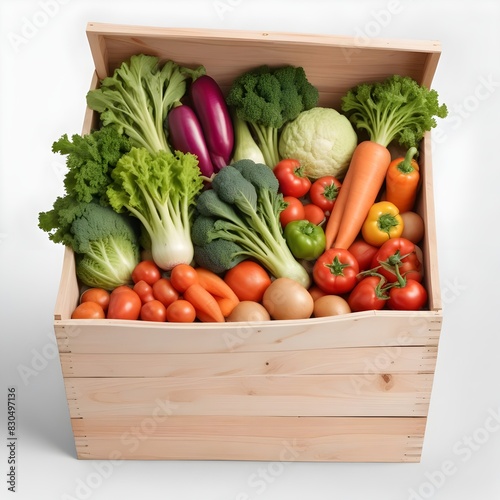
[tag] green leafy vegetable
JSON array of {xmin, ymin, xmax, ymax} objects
[
  {"xmin": 341, "ymin": 74, "xmax": 448, "ymax": 148},
  {"xmin": 107, "ymin": 147, "xmax": 204, "ymax": 271},
  {"xmin": 226, "ymin": 65, "xmax": 319, "ymax": 167},
  {"xmin": 38, "ymin": 199, "xmax": 140, "ymax": 290},
  {"xmin": 52, "ymin": 126, "xmax": 130, "ymax": 204},
  {"xmin": 86, "ymin": 54, "xmax": 205, "ymax": 154},
  {"xmin": 191, "ymin": 160, "xmax": 311, "ymax": 288}
]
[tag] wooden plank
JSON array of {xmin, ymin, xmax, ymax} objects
[
  {"xmin": 85, "ymin": 23, "xmax": 441, "ymax": 109},
  {"xmin": 54, "ymin": 310, "xmax": 441, "ymax": 354},
  {"xmin": 63, "ymin": 374, "xmax": 433, "ymax": 419},
  {"xmin": 419, "ymin": 133, "xmax": 442, "ymax": 312},
  {"xmin": 60, "ymin": 346, "xmax": 438, "ymax": 378},
  {"xmin": 71, "ymin": 415, "xmax": 426, "ymax": 462}
]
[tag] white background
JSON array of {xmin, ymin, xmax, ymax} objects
[{"xmin": 1, "ymin": 0, "xmax": 499, "ymax": 499}]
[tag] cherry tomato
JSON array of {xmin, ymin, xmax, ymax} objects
[
  {"xmin": 312, "ymin": 248, "xmax": 359, "ymax": 294},
  {"xmin": 280, "ymin": 196, "xmax": 305, "ymax": 228},
  {"xmin": 348, "ymin": 276, "xmax": 388, "ymax": 312},
  {"xmin": 371, "ymin": 237, "xmax": 423, "ymax": 283},
  {"xmin": 132, "ymin": 260, "xmax": 161, "ymax": 285},
  {"xmin": 133, "ymin": 280, "xmax": 155, "ymax": 303},
  {"xmin": 302, "ymin": 203, "xmax": 325, "ymax": 225},
  {"xmin": 71, "ymin": 301, "xmax": 105, "ymax": 319},
  {"xmin": 223, "ymin": 261, "xmax": 272, "ymax": 302},
  {"xmin": 152, "ymin": 278, "xmax": 180, "ymax": 307},
  {"xmin": 80, "ymin": 288, "xmax": 110, "ymax": 312},
  {"xmin": 140, "ymin": 299, "xmax": 167, "ymax": 322},
  {"xmin": 107, "ymin": 287, "xmax": 142, "ymax": 320},
  {"xmin": 348, "ymin": 239, "xmax": 379, "ymax": 272},
  {"xmin": 170, "ymin": 264, "xmax": 199, "ymax": 293},
  {"xmin": 309, "ymin": 176, "xmax": 342, "ymax": 214},
  {"xmin": 166, "ymin": 299, "xmax": 197, "ymax": 323},
  {"xmin": 388, "ymin": 279, "xmax": 427, "ymax": 311},
  {"xmin": 273, "ymin": 159, "xmax": 312, "ymax": 198}
]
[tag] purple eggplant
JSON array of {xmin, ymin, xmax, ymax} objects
[
  {"xmin": 166, "ymin": 103, "xmax": 215, "ymax": 177},
  {"xmin": 190, "ymin": 75, "xmax": 234, "ymax": 171}
]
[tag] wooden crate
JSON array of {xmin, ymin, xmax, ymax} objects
[{"xmin": 53, "ymin": 22, "xmax": 444, "ymax": 462}]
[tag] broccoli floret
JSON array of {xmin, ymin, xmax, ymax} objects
[
  {"xmin": 341, "ymin": 74, "xmax": 448, "ymax": 148},
  {"xmin": 226, "ymin": 65, "xmax": 319, "ymax": 168},
  {"xmin": 52, "ymin": 126, "xmax": 131, "ymax": 205},
  {"xmin": 211, "ymin": 165, "xmax": 257, "ymax": 216},
  {"xmin": 194, "ymin": 240, "xmax": 247, "ymax": 274},
  {"xmin": 38, "ymin": 198, "xmax": 140, "ymax": 290},
  {"xmin": 191, "ymin": 162, "xmax": 310, "ymax": 287}
]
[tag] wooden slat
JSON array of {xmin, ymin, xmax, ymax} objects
[
  {"xmin": 54, "ymin": 311, "xmax": 441, "ymax": 354},
  {"xmin": 85, "ymin": 23, "xmax": 441, "ymax": 109},
  {"xmin": 60, "ymin": 346, "xmax": 438, "ymax": 378},
  {"xmin": 419, "ymin": 133, "xmax": 442, "ymax": 312},
  {"xmin": 71, "ymin": 415, "xmax": 426, "ymax": 462},
  {"xmin": 63, "ymin": 374, "xmax": 433, "ymax": 419}
]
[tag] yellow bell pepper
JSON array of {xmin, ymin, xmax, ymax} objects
[{"xmin": 361, "ymin": 201, "xmax": 404, "ymax": 247}]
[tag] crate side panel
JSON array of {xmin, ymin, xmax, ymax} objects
[
  {"xmin": 97, "ymin": 37, "xmax": 432, "ymax": 109},
  {"xmin": 64, "ymin": 374, "xmax": 432, "ymax": 418},
  {"xmin": 72, "ymin": 415, "xmax": 426, "ymax": 462},
  {"xmin": 418, "ymin": 133, "xmax": 442, "ymax": 312},
  {"xmin": 55, "ymin": 311, "xmax": 441, "ymax": 354},
  {"xmin": 60, "ymin": 346, "xmax": 438, "ymax": 378}
]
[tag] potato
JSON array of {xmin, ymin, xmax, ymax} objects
[
  {"xmin": 262, "ymin": 278, "xmax": 314, "ymax": 320},
  {"xmin": 400, "ymin": 211, "xmax": 425, "ymax": 244},
  {"xmin": 313, "ymin": 295, "xmax": 351, "ymax": 317},
  {"xmin": 226, "ymin": 301, "xmax": 271, "ymax": 322}
]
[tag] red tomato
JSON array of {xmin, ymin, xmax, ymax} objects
[
  {"xmin": 280, "ymin": 196, "xmax": 305, "ymax": 228},
  {"xmin": 140, "ymin": 299, "xmax": 167, "ymax": 322},
  {"xmin": 302, "ymin": 203, "xmax": 325, "ymax": 225},
  {"xmin": 371, "ymin": 237, "xmax": 423, "ymax": 283},
  {"xmin": 309, "ymin": 176, "xmax": 342, "ymax": 214},
  {"xmin": 132, "ymin": 260, "xmax": 161, "ymax": 285},
  {"xmin": 388, "ymin": 279, "xmax": 427, "ymax": 311},
  {"xmin": 71, "ymin": 301, "xmax": 105, "ymax": 319},
  {"xmin": 348, "ymin": 239, "xmax": 379, "ymax": 272},
  {"xmin": 224, "ymin": 261, "xmax": 272, "ymax": 302},
  {"xmin": 348, "ymin": 276, "xmax": 388, "ymax": 312},
  {"xmin": 273, "ymin": 159, "xmax": 312, "ymax": 198},
  {"xmin": 170, "ymin": 264, "xmax": 199, "ymax": 293},
  {"xmin": 152, "ymin": 278, "xmax": 180, "ymax": 307},
  {"xmin": 80, "ymin": 288, "xmax": 110, "ymax": 312},
  {"xmin": 166, "ymin": 299, "xmax": 197, "ymax": 323},
  {"xmin": 133, "ymin": 280, "xmax": 155, "ymax": 303},
  {"xmin": 312, "ymin": 248, "xmax": 359, "ymax": 294},
  {"xmin": 107, "ymin": 287, "xmax": 142, "ymax": 320}
]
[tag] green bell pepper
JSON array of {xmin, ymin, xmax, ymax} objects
[{"xmin": 284, "ymin": 219, "xmax": 326, "ymax": 261}]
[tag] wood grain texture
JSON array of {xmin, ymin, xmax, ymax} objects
[
  {"xmin": 71, "ymin": 415, "xmax": 426, "ymax": 462},
  {"xmin": 63, "ymin": 373, "xmax": 433, "ymax": 419},
  {"xmin": 60, "ymin": 346, "xmax": 438, "ymax": 378},
  {"xmin": 54, "ymin": 311, "xmax": 441, "ymax": 354}
]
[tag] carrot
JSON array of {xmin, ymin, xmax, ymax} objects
[
  {"xmin": 385, "ymin": 146, "xmax": 420, "ymax": 213},
  {"xmin": 195, "ymin": 268, "xmax": 240, "ymax": 305},
  {"xmin": 328, "ymin": 74, "xmax": 447, "ymax": 250},
  {"xmin": 214, "ymin": 297, "xmax": 238, "ymax": 317},
  {"xmin": 324, "ymin": 164, "xmax": 353, "ymax": 248},
  {"xmin": 183, "ymin": 283, "xmax": 225, "ymax": 322},
  {"xmin": 195, "ymin": 267, "xmax": 240, "ymax": 317},
  {"xmin": 332, "ymin": 141, "xmax": 391, "ymax": 249}
]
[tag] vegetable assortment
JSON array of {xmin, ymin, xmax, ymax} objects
[{"xmin": 40, "ymin": 51, "xmax": 448, "ymax": 323}]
